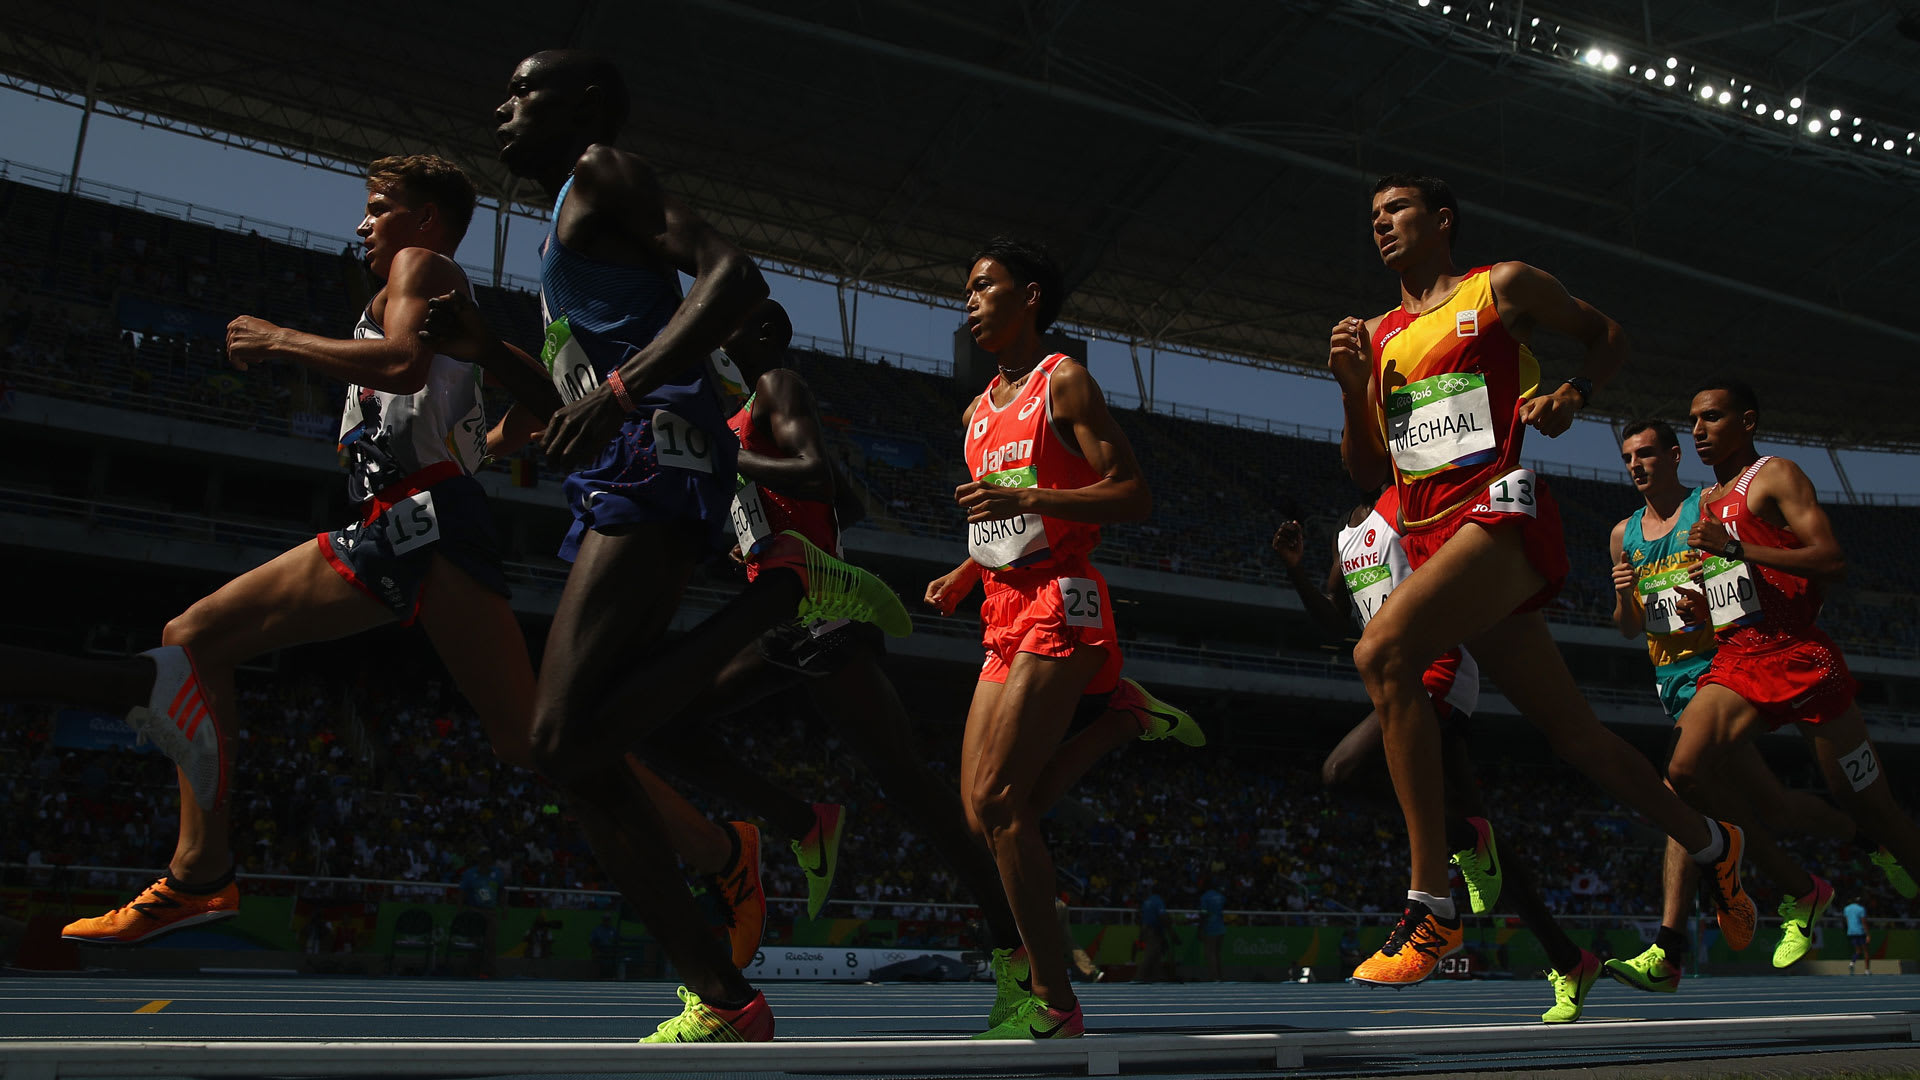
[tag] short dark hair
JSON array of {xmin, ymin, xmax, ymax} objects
[
  {"xmin": 971, "ymin": 236, "xmax": 1065, "ymax": 332},
  {"xmin": 529, "ymin": 50, "xmax": 630, "ymax": 142},
  {"xmin": 1621, "ymin": 419, "xmax": 1679, "ymax": 451},
  {"xmin": 1693, "ymin": 379, "xmax": 1760, "ymax": 415},
  {"xmin": 1372, "ymin": 173, "xmax": 1459, "ymax": 248},
  {"xmin": 368, "ymin": 155, "xmax": 477, "ymax": 246}
]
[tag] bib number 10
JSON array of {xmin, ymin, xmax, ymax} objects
[{"xmin": 652, "ymin": 410, "xmax": 715, "ymax": 474}]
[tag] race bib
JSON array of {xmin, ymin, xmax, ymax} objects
[
  {"xmin": 1636, "ymin": 565, "xmax": 1701, "ymax": 637},
  {"xmin": 541, "ymin": 316, "xmax": 601, "ymax": 405},
  {"xmin": 383, "ymin": 490, "xmax": 440, "ymax": 556},
  {"xmin": 966, "ymin": 465, "xmax": 1050, "ymax": 570},
  {"xmin": 1479, "ymin": 467, "xmax": 1539, "ymax": 518},
  {"xmin": 1345, "ymin": 564, "xmax": 1394, "ymax": 627},
  {"xmin": 1057, "ymin": 577, "xmax": 1104, "ymax": 628},
  {"xmin": 1838, "ymin": 741, "xmax": 1881, "ymax": 793},
  {"xmin": 730, "ymin": 480, "xmax": 774, "ymax": 554},
  {"xmin": 1700, "ymin": 555, "xmax": 1763, "ymax": 630},
  {"xmin": 1386, "ymin": 371, "xmax": 1497, "ymax": 478},
  {"xmin": 652, "ymin": 409, "xmax": 715, "ymax": 474}
]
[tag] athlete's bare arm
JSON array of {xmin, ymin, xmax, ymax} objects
[
  {"xmin": 955, "ymin": 360, "xmax": 1149, "ymax": 526},
  {"xmin": 1689, "ymin": 458, "xmax": 1847, "ymax": 583},
  {"xmin": 487, "ymin": 402, "xmax": 546, "ymax": 458},
  {"xmin": 1329, "ymin": 315, "xmax": 1389, "ymax": 490},
  {"xmin": 926, "ymin": 559, "xmax": 983, "ymax": 615},
  {"xmin": 225, "ymin": 248, "xmax": 463, "ymax": 393},
  {"xmin": 540, "ymin": 145, "xmax": 767, "ymax": 471},
  {"xmin": 1272, "ymin": 519, "xmax": 1353, "ymax": 639},
  {"xmin": 1490, "ymin": 261, "xmax": 1628, "ymax": 439},
  {"xmin": 736, "ymin": 369, "xmax": 833, "ymax": 502},
  {"xmin": 1608, "ymin": 518, "xmax": 1644, "ymax": 638},
  {"xmin": 419, "ymin": 293, "xmax": 565, "ymax": 422}
]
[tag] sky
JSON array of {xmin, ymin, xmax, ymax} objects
[{"xmin": 3, "ymin": 88, "xmax": 1913, "ymax": 501}]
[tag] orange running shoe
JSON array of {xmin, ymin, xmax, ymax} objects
[
  {"xmin": 1704, "ymin": 821, "xmax": 1756, "ymax": 951},
  {"xmin": 62, "ymin": 876, "xmax": 239, "ymax": 944},
  {"xmin": 706, "ymin": 822, "xmax": 765, "ymax": 969},
  {"xmin": 1350, "ymin": 900, "xmax": 1462, "ymax": 986}
]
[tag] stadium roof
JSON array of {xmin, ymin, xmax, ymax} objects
[{"xmin": 4, "ymin": 0, "xmax": 1918, "ymax": 448}]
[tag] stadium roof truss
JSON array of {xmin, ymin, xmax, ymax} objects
[{"xmin": 3, "ymin": 0, "xmax": 1916, "ymax": 448}]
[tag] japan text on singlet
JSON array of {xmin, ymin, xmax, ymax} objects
[
  {"xmin": 536, "ymin": 176, "xmax": 740, "ymax": 453},
  {"xmin": 1700, "ymin": 456, "xmax": 1823, "ymax": 650},
  {"xmin": 961, "ymin": 354, "xmax": 1103, "ymax": 572},
  {"xmin": 1336, "ymin": 485, "xmax": 1479, "ymax": 713},
  {"xmin": 338, "ymin": 297, "xmax": 486, "ymax": 502},
  {"xmin": 1624, "ymin": 487, "xmax": 1718, "ymax": 670},
  {"xmin": 726, "ymin": 389, "xmax": 840, "ymax": 565},
  {"xmin": 1371, "ymin": 266, "xmax": 1540, "ymax": 530}
]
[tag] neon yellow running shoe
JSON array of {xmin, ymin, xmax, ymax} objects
[
  {"xmin": 1603, "ymin": 943, "xmax": 1681, "ymax": 993},
  {"xmin": 1112, "ymin": 678, "xmax": 1205, "ymax": 746},
  {"xmin": 1449, "ymin": 816, "xmax": 1503, "ymax": 914},
  {"xmin": 638, "ymin": 985, "xmax": 774, "ymax": 1043},
  {"xmin": 771, "ymin": 531, "xmax": 912, "ymax": 637},
  {"xmin": 1542, "ymin": 949, "xmax": 1599, "ymax": 1023},
  {"xmin": 972, "ymin": 994, "xmax": 1083, "ymax": 1040},
  {"xmin": 1773, "ymin": 875, "xmax": 1834, "ymax": 969},
  {"xmin": 988, "ymin": 945, "xmax": 1033, "ymax": 1026},
  {"xmin": 790, "ymin": 802, "xmax": 845, "ymax": 920},
  {"xmin": 1871, "ymin": 848, "xmax": 1917, "ymax": 899}
]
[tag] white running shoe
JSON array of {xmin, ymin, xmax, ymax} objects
[{"xmin": 125, "ymin": 646, "xmax": 228, "ymax": 812}]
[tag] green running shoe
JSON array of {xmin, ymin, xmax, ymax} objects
[
  {"xmin": 789, "ymin": 802, "xmax": 845, "ymax": 921},
  {"xmin": 1871, "ymin": 848, "xmax": 1917, "ymax": 899},
  {"xmin": 778, "ymin": 531, "xmax": 912, "ymax": 637},
  {"xmin": 1449, "ymin": 816, "xmax": 1503, "ymax": 914},
  {"xmin": 972, "ymin": 994, "xmax": 1083, "ymax": 1040},
  {"xmin": 988, "ymin": 945, "xmax": 1033, "ymax": 1027},
  {"xmin": 638, "ymin": 986, "xmax": 774, "ymax": 1043},
  {"xmin": 1113, "ymin": 678, "xmax": 1205, "ymax": 746},
  {"xmin": 1542, "ymin": 950, "xmax": 1599, "ymax": 1023},
  {"xmin": 1773, "ymin": 875, "xmax": 1834, "ymax": 969},
  {"xmin": 1603, "ymin": 943, "xmax": 1681, "ymax": 993}
]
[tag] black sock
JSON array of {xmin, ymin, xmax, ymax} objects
[
  {"xmin": 165, "ymin": 866, "xmax": 235, "ymax": 894},
  {"xmin": 1444, "ymin": 816, "xmax": 1480, "ymax": 852},
  {"xmin": 1854, "ymin": 827, "xmax": 1882, "ymax": 852},
  {"xmin": 1655, "ymin": 925, "xmax": 1689, "ymax": 955},
  {"xmin": 711, "ymin": 989, "xmax": 757, "ymax": 1010}
]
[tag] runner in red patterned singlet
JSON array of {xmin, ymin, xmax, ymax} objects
[
  {"xmin": 1327, "ymin": 174, "xmax": 1744, "ymax": 988},
  {"xmin": 1652, "ymin": 382, "xmax": 1920, "ymax": 970},
  {"xmin": 921, "ymin": 238, "xmax": 1150, "ymax": 1041}
]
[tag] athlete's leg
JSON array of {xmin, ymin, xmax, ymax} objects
[
  {"xmin": 531, "ymin": 523, "xmax": 751, "ymax": 1006},
  {"xmin": 0, "ymin": 646, "xmax": 159, "ymax": 711},
  {"xmin": 1029, "ymin": 709, "xmax": 1135, "ymax": 814},
  {"xmin": 164, "ymin": 541, "xmax": 393, "ymax": 882},
  {"xmin": 1800, "ymin": 707, "xmax": 1920, "ymax": 874},
  {"xmin": 645, "ymin": 730, "xmax": 818, "ymax": 841},
  {"xmin": 1322, "ymin": 711, "xmax": 1383, "ymax": 788},
  {"xmin": 628, "ymin": 756, "xmax": 733, "ymax": 874},
  {"xmin": 416, "ymin": 554, "xmax": 537, "ymax": 771},
  {"xmin": 1468, "ymin": 610, "xmax": 1715, "ymax": 854},
  {"xmin": 1669, "ymin": 685, "xmax": 1814, "ymax": 897},
  {"xmin": 1724, "ymin": 741, "xmax": 1854, "ymax": 841},
  {"xmin": 964, "ymin": 646, "xmax": 1108, "ymax": 1011},
  {"xmin": 1351, "ymin": 522, "xmax": 1562, "ymax": 896},
  {"xmin": 819, "ymin": 649, "xmax": 1021, "ymax": 950}
]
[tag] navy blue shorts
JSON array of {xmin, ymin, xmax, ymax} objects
[
  {"xmin": 321, "ymin": 474, "xmax": 509, "ymax": 624},
  {"xmin": 559, "ymin": 409, "xmax": 738, "ymax": 562}
]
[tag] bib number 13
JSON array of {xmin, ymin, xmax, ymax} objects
[
  {"xmin": 1485, "ymin": 468, "xmax": 1539, "ymax": 518},
  {"xmin": 1058, "ymin": 577, "xmax": 1104, "ymax": 628}
]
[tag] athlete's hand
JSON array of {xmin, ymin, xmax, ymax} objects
[
  {"xmin": 420, "ymin": 290, "xmax": 492, "ymax": 363},
  {"xmin": 1327, "ymin": 317, "xmax": 1372, "ymax": 394},
  {"xmin": 1271, "ymin": 520, "xmax": 1307, "ymax": 567},
  {"xmin": 224, "ymin": 315, "xmax": 284, "ymax": 371},
  {"xmin": 955, "ymin": 479, "xmax": 1029, "ymax": 523},
  {"xmin": 540, "ymin": 387, "xmax": 623, "ymax": 473},
  {"xmin": 1674, "ymin": 573, "xmax": 1709, "ymax": 626},
  {"xmin": 924, "ymin": 567, "xmax": 976, "ymax": 615},
  {"xmin": 1687, "ymin": 514, "xmax": 1734, "ymax": 557},
  {"xmin": 1611, "ymin": 552, "xmax": 1638, "ymax": 595},
  {"xmin": 1518, "ymin": 385, "xmax": 1583, "ymax": 438}
]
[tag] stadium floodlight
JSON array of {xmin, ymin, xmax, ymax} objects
[
  {"xmin": 1700, "ymin": 84, "xmax": 1715, "ymax": 99},
  {"xmin": 1666, "ymin": 56, "xmax": 1678, "ymax": 68},
  {"xmin": 1809, "ymin": 119, "xmax": 1823, "ymax": 133},
  {"xmin": 1772, "ymin": 109, "xmax": 1784, "ymax": 119},
  {"xmin": 1787, "ymin": 113, "xmax": 1798, "ymax": 124},
  {"xmin": 1854, "ymin": 132, "xmax": 1863, "ymax": 142},
  {"xmin": 1853, "ymin": 117, "xmax": 1862, "ymax": 126},
  {"xmin": 1791, "ymin": 96, "xmax": 1803, "ymax": 108},
  {"xmin": 1585, "ymin": 47, "xmax": 1602, "ymax": 64},
  {"xmin": 1663, "ymin": 74, "xmax": 1677, "ymax": 87},
  {"xmin": 1602, "ymin": 53, "xmax": 1619, "ymax": 70},
  {"xmin": 1830, "ymin": 108, "xmax": 1843, "ymax": 121},
  {"xmin": 1718, "ymin": 91, "xmax": 1732, "ymax": 104},
  {"xmin": 1887, "ymin": 140, "xmax": 1898, "ymax": 150}
]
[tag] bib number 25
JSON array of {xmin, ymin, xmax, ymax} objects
[{"xmin": 1058, "ymin": 577, "xmax": 1104, "ymax": 628}]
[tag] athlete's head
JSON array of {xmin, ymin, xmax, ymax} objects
[
  {"xmin": 496, "ymin": 50, "xmax": 630, "ymax": 178},
  {"xmin": 1688, "ymin": 381, "xmax": 1760, "ymax": 467},
  {"xmin": 964, "ymin": 237, "xmax": 1064, "ymax": 352},
  {"xmin": 357, "ymin": 156, "xmax": 477, "ymax": 277},
  {"xmin": 721, "ymin": 298, "xmax": 794, "ymax": 381},
  {"xmin": 1619, "ymin": 419, "xmax": 1682, "ymax": 495},
  {"xmin": 1369, "ymin": 174, "xmax": 1457, "ymax": 270}
]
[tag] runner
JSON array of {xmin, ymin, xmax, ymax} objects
[
  {"xmin": 1328, "ymin": 173, "xmax": 1745, "ymax": 986},
  {"xmin": 1604, "ymin": 418, "xmax": 1912, "ymax": 990},
  {"xmin": 1273, "ymin": 500, "xmax": 1598, "ymax": 1022},
  {"xmin": 1844, "ymin": 895, "xmax": 1869, "ymax": 974},
  {"xmin": 1, "ymin": 155, "xmax": 546, "ymax": 944},
  {"xmin": 1610, "ymin": 382, "xmax": 1920, "ymax": 987},
  {"xmin": 926, "ymin": 236, "xmax": 1151, "ymax": 1039}
]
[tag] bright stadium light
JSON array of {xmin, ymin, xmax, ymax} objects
[
  {"xmin": 1787, "ymin": 113, "xmax": 1798, "ymax": 124},
  {"xmin": 1585, "ymin": 47, "xmax": 1602, "ymax": 64},
  {"xmin": 1809, "ymin": 119, "xmax": 1823, "ymax": 133},
  {"xmin": 1666, "ymin": 56, "xmax": 1678, "ymax": 68},
  {"xmin": 1643, "ymin": 68, "xmax": 1656, "ymax": 80},
  {"xmin": 1853, "ymin": 116, "xmax": 1863, "ymax": 126},
  {"xmin": 1830, "ymin": 108, "xmax": 1843, "ymax": 121},
  {"xmin": 1772, "ymin": 109, "xmax": 1784, "ymax": 119},
  {"xmin": 1663, "ymin": 73, "xmax": 1677, "ymax": 87},
  {"xmin": 1790, "ymin": 96, "xmax": 1803, "ymax": 108},
  {"xmin": 1602, "ymin": 53, "xmax": 1619, "ymax": 70},
  {"xmin": 1718, "ymin": 91, "xmax": 1732, "ymax": 104},
  {"xmin": 1700, "ymin": 84, "xmax": 1715, "ymax": 99}
]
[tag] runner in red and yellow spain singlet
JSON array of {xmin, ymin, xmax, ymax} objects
[
  {"xmin": 1654, "ymin": 382, "xmax": 1920, "ymax": 969},
  {"xmin": 921, "ymin": 238, "xmax": 1150, "ymax": 1040},
  {"xmin": 1328, "ymin": 174, "xmax": 1744, "ymax": 988}
]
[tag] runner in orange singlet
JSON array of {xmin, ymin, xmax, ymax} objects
[
  {"xmin": 1329, "ymin": 174, "xmax": 1746, "ymax": 985},
  {"xmin": 927, "ymin": 238, "xmax": 1149, "ymax": 1039}
]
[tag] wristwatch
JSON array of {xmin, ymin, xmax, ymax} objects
[
  {"xmin": 1560, "ymin": 376, "xmax": 1592, "ymax": 407},
  {"xmin": 1723, "ymin": 538, "xmax": 1745, "ymax": 561}
]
